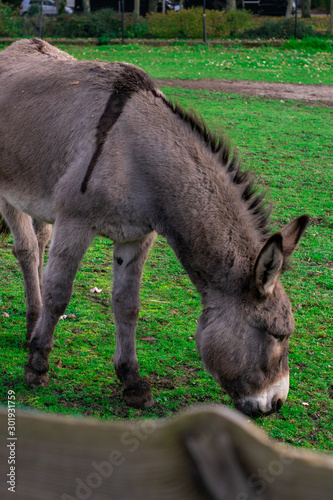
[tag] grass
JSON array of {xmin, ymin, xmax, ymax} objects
[
  {"xmin": 0, "ymin": 44, "xmax": 332, "ymax": 452},
  {"xmin": 59, "ymin": 43, "xmax": 333, "ymax": 85}
]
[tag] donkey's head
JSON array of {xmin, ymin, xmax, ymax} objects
[{"xmin": 196, "ymin": 216, "xmax": 309, "ymax": 416}]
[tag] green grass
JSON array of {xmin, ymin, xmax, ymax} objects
[
  {"xmin": 59, "ymin": 43, "xmax": 333, "ymax": 85},
  {"xmin": 283, "ymin": 36, "xmax": 333, "ymax": 52},
  {"xmin": 0, "ymin": 45, "xmax": 332, "ymax": 452}
]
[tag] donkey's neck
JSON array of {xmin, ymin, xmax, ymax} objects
[
  {"xmin": 123, "ymin": 92, "xmax": 268, "ymax": 301},
  {"xmin": 149, "ymin": 151, "xmax": 264, "ymax": 300}
]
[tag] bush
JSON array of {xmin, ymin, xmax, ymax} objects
[
  {"xmin": 124, "ymin": 16, "xmax": 149, "ymax": 39},
  {"xmin": 147, "ymin": 7, "xmax": 252, "ymax": 39},
  {"xmin": 242, "ymin": 19, "xmax": 316, "ymax": 40},
  {"xmin": 18, "ymin": 9, "xmax": 148, "ymax": 40},
  {"xmin": 0, "ymin": 4, "xmax": 325, "ymax": 41},
  {"xmin": 0, "ymin": 1, "xmax": 23, "ymax": 37},
  {"xmin": 311, "ymin": 0, "xmax": 330, "ymax": 9},
  {"xmin": 43, "ymin": 10, "xmax": 122, "ymax": 39},
  {"xmin": 223, "ymin": 10, "xmax": 253, "ymax": 37}
]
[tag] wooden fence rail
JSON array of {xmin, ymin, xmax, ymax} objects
[{"xmin": 1, "ymin": 405, "xmax": 333, "ymax": 499}]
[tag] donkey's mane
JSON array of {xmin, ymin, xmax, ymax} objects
[{"xmin": 155, "ymin": 91, "xmax": 271, "ymax": 239}]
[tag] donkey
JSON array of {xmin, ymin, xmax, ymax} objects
[{"xmin": 0, "ymin": 39, "xmax": 309, "ymax": 416}]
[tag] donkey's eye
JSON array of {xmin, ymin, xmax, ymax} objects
[{"xmin": 270, "ymin": 333, "xmax": 285, "ymax": 343}]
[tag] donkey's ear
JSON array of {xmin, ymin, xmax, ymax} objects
[
  {"xmin": 254, "ymin": 233, "xmax": 284, "ymax": 296},
  {"xmin": 280, "ymin": 215, "xmax": 310, "ymax": 259}
]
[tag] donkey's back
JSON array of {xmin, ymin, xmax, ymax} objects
[
  {"xmin": 0, "ymin": 38, "xmax": 159, "ymax": 224},
  {"xmin": 1, "ymin": 37, "xmax": 73, "ymax": 59}
]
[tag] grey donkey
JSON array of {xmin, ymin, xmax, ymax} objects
[{"xmin": 0, "ymin": 39, "xmax": 309, "ymax": 416}]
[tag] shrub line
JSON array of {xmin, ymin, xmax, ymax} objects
[{"xmin": 0, "ymin": 37, "xmax": 286, "ymax": 47}]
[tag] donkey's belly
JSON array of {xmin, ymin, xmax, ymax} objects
[
  {"xmin": 99, "ymin": 221, "xmax": 154, "ymax": 244},
  {"xmin": 2, "ymin": 189, "xmax": 56, "ymax": 224}
]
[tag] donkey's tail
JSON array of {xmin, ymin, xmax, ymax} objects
[{"xmin": 0, "ymin": 215, "xmax": 10, "ymax": 240}]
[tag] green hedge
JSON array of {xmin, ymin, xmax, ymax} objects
[
  {"xmin": 146, "ymin": 8, "xmax": 253, "ymax": 39},
  {"xmin": 21, "ymin": 9, "xmax": 149, "ymax": 40},
  {"xmin": 243, "ymin": 19, "xmax": 317, "ymax": 39},
  {"xmin": 311, "ymin": 0, "xmax": 330, "ymax": 8},
  {"xmin": 0, "ymin": 4, "xmax": 149, "ymax": 39},
  {"xmin": 0, "ymin": 4, "xmax": 329, "ymax": 41},
  {"xmin": 0, "ymin": 2, "xmax": 23, "ymax": 37},
  {"xmin": 0, "ymin": 5, "xmax": 253, "ymax": 40},
  {"xmin": 46, "ymin": 10, "xmax": 126, "ymax": 39}
]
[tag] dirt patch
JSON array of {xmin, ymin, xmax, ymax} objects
[{"xmin": 156, "ymin": 78, "xmax": 333, "ymax": 106}]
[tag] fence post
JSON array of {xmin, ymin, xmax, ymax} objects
[
  {"xmin": 203, "ymin": 0, "xmax": 206, "ymax": 43},
  {"xmin": 39, "ymin": 0, "xmax": 43, "ymax": 39}
]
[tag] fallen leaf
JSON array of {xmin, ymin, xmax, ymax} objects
[
  {"xmin": 2, "ymin": 312, "xmax": 9, "ymax": 318},
  {"xmin": 55, "ymin": 360, "xmax": 62, "ymax": 369},
  {"xmin": 67, "ymin": 314, "xmax": 76, "ymax": 319},
  {"xmin": 59, "ymin": 315, "xmax": 67, "ymax": 320},
  {"xmin": 70, "ymin": 81, "xmax": 79, "ymax": 85},
  {"xmin": 140, "ymin": 336, "xmax": 157, "ymax": 342},
  {"xmin": 90, "ymin": 287, "xmax": 102, "ymax": 294}
]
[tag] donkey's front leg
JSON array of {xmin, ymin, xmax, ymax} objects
[
  {"xmin": 113, "ymin": 233, "xmax": 156, "ymax": 408},
  {"xmin": 24, "ymin": 221, "xmax": 95, "ymax": 387}
]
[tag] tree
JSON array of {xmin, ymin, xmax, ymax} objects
[
  {"xmin": 285, "ymin": 0, "xmax": 293, "ymax": 20},
  {"xmin": 301, "ymin": 0, "xmax": 311, "ymax": 18},
  {"xmin": 53, "ymin": 0, "xmax": 66, "ymax": 13},
  {"xmin": 134, "ymin": 0, "xmax": 140, "ymax": 15},
  {"xmin": 82, "ymin": 0, "xmax": 90, "ymax": 14},
  {"xmin": 226, "ymin": 0, "xmax": 236, "ymax": 11}
]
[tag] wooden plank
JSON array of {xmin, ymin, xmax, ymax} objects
[{"xmin": 1, "ymin": 405, "xmax": 332, "ymax": 499}]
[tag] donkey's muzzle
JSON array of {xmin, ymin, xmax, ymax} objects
[{"xmin": 233, "ymin": 373, "xmax": 289, "ymax": 417}]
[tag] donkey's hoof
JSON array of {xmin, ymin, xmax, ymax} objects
[
  {"xmin": 123, "ymin": 390, "xmax": 155, "ymax": 408},
  {"xmin": 123, "ymin": 377, "xmax": 154, "ymax": 408},
  {"xmin": 24, "ymin": 366, "xmax": 49, "ymax": 388}
]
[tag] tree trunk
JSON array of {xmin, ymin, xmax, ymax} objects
[
  {"xmin": 149, "ymin": 0, "xmax": 158, "ymax": 13},
  {"xmin": 285, "ymin": 0, "xmax": 293, "ymax": 19},
  {"xmin": 226, "ymin": 0, "xmax": 237, "ymax": 11},
  {"xmin": 134, "ymin": 0, "xmax": 140, "ymax": 16},
  {"xmin": 328, "ymin": 0, "xmax": 333, "ymax": 34},
  {"xmin": 301, "ymin": 0, "xmax": 311, "ymax": 18},
  {"xmin": 53, "ymin": 0, "xmax": 66, "ymax": 13},
  {"xmin": 82, "ymin": 0, "xmax": 90, "ymax": 14}
]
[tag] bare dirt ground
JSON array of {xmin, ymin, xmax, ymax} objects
[{"xmin": 156, "ymin": 78, "xmax": 333, "ymax": 105}]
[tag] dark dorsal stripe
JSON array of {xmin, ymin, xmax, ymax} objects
[
  {"xmin": 80, "ymin": 92, "xmax": 123, "ymax": 194},
  {"xmin": 81, "ymin": 64, "xmax": 156, "ymax": 193}
]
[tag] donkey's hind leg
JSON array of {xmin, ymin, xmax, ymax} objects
[
  {"xmin": 0, "ymin": 199, "xmax": 42, "ymax": 340},
  {"xmin": 32, "ymin": 219, "xmax": 52, "ymax": 289},
  {"xmin": 25, "ymin": 220, "xmax": 95, "ymax": 387},
  {"xmin": 113, "ymin": 232, "xmax": 156, "ymax": 408}
]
